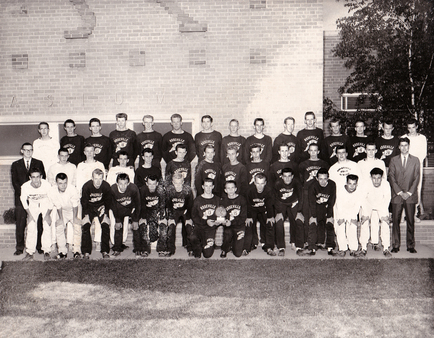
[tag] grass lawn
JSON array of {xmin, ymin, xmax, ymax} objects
[{"xmin": 1, "ymin": 259, "xmax": 433, "ymax": 337}]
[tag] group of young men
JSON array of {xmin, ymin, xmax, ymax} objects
[{"xmin": 11, "ymin": 111, "xmax": 427, "ymax": 260}]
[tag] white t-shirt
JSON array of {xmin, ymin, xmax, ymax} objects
[
  {"xmin": 47, "ymin": 162, "xmax": 77, "ymax": 187},
  {"xmin": 106, "ymin": 166, "xmax": 135, "ymax": 186},
  {"xmin": 33, "ymin": 138, "xmax": 59, "ymax": 171}
]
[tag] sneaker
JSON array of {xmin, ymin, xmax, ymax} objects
[
  {"xmin": 220, "ymin": 251, "xmax": 227, "ymax": 258},
  {"xmin": 73, "ymin": 252, "xmax": 81, "ymax": 259},
  {"xmin": 415, "ymin": 216, "xmax": 421, "ymax": 223},
  {"xmin": 278, "ymin": 249, "xmax": 285, "ymax": 257},
  {"xmin": 305, "ymin": 249, "xmax": 316, "ymax": 256},
  {"xmin": 95, "ymin": 242, "xmax": 101, "ymax": 251},
  {"xmin": 332, "ymin": 250, "xmax": 346, "ymax": 257},
  {"xmin": 316, "ymin": 244, "xmax": 326, "ymax": 250},
  {"xmin": 102, "ymin": 252, "xmax": 110, "ymax": 259},
  {"xmin": 121, "ymin": 244, "xmax": 129, "ymax": 250},
  {"xmin": 187, "ymin": 251, "xmax": 194, "ymax": 257},
  {"xmin": 13, "ymin": 250, "xmax": 23, "ymax": 256},
  {"xmin": 355, "ymin": 249, "xmax": 367, "ymax": 257},
  {"xmin": 112, "ymin": 251, "xmax": 121, "ymax": 257},
  {"xmin": 158, "ymin": 252, "xmax": 166, "ymax": 257},
  {"xmin": 37, "ymin": 249, "xmax": 44, "ymax": 255},
  {"xmin": 303, "ymin": 242, "xmax": 309, "ymax": 249},
  {"xmin": 83, "ymin": 253, "xmax": 90, "ymax": 259},
  {"xmin": 56, "ymin": 253, "xmax": 67, "ymax": 259},
  {"xmin": 296, "ymin": 249, "xmax": 305, "ymax": 256},
  {"xmin": 22, "ymin": 253, "xmax": 34, "ymax": 261},
  {"xmin": 350, "ymin": 250, "xmax": 357, "ymax": 257},
  {"xmin": 383, "ymin": 250, "xmax": 392, "ymax": 258},
  {"xmin": 44, "ymin": 253, "xmax": 51, "ymax": 261},
  {"xmin": 328, "ymin": 249, "xmax": 334, "ymax": 256},
  {"xmin": 373, "ymin": 244, "xmax": 382, "ymax": 251},
  {"xmin": 267, "ymin": 248, "xmax": 276, "ymax": 256},
  {"xmin": 141, "ymin": 252, "xmax": 149, "ymax": 258},
  {"xmin": 242, "ymin": 249, "xmax": 249, "ymax": 256}
]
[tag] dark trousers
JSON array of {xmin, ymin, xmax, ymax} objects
[
  {"xmin": 392, "ymin": 202, "xmax": 416, "ymax": 249},
  {"xmin": 276, "ymin": 204, "xmax": 304, "ymax": 249},
  {"xmin": 82, "ymin": 214, "xmax": 110, "ymax": 254},
  {"xmin": 167, "ymin": 216, "xmax": 193, "ymax": 255},
  {"xmin": 243, "ymin": 212, "xmax": 274, "ymax": 252},
  {"xmin": 190, "ymin": 225, "xmax": 217, "ymax": 258},
  {"xmin": 302, "ymin": 188, "xmax": 310, "ymax": 244},
  {"xmin": 112, "ymin": 211, "xmax": 131, "ymax": 252},
  {"xmin": 133, "ymin": 220, "xmax": 168, "ymax": 254},
  {"xmin": 222, "ymin": 225, "xmax": 245, "ymax": 257},
  {"xmin": 308, "ymin": 205, "xmax": 335, "ymax": 250}
]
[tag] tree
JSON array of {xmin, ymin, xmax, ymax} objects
[{"xmin": 329, "ymin": 0, "xmax": 434, "ymax": 141}]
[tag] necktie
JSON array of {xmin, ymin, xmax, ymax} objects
[
  {"xmin": 403, "ymin": 156, "xmax": 406, "ymax": 169},
  {"xmin": 26, "ymin": 160, "xmax": 29, "ymax": 170}
]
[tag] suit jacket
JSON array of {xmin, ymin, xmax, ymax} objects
[
  {"xmin": 11, "ymin": 158, "xmax": 46, "ymax": 206},
  {"xmin": 388, "ymin": 154, "xmax": 420, "ymax": 204}
]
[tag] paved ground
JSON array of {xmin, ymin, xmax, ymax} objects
[{"xmin": 1, "ymin": 243, "xmax": 433, "ymax": 262}]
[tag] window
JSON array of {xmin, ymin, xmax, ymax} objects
[{"xmin": 341, "ymin": 93, "xmax": 379, "ymax": 112}]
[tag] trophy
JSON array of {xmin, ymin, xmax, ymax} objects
[{"xmin": 215, "ymin": 206, "xmax": 227, "ymax": 225}]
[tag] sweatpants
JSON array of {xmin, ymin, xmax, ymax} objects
[
  {"xmin": 82, "ymin": 213, "xmax": 110, "ymax": 254},
  {"xmin": 221, "ymin": 225, "xmax": 245, "ymax": 257},
  {"xmin": 243, "ymin": 211, "xmax": 274, "ymax": 252},
  {"xmin": 190, "ymin": 225, "xmax": 217, "ymax": 258},
  {"xmin": 334, "ymin": 219, "xmax": 358, "ymax": 252},
  {"xmin": 275, "ymin": 204, "xmax": 303, "ymax": 249},
  {"xmin": 167, "ymin": 216, "xmax": 193, "ymax": 255},
  {"xmin": 360, "ymin": 209, "xmax": 390, "ymax": 251}
]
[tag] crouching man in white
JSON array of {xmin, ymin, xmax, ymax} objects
[
  {"xmin": 49, "ymin": 172, "xmax": 81, "ymax": 259},
  {"xmin": 334, "ymin": 174, "xmax": 363, "ymax": 257},
  {"xmin": 21, "ymin": 167, "xmax": 53, "ymax": 261},
  {"xmin": 359, "ymin": 168, "xmax": 392, "ymax": 257}
]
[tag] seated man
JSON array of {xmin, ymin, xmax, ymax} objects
[
  {"xmin": 360, "ymin": 168, "xmax": 392, "ymax": 257},
  {"xmin": 138, "ymin": 175, "xmax": 167, "ymax": 257},
  {"xmin": 21, "ymin": 167, "xmax": 53, "ymax": 261},
  {"xmin": 111, "ymin": 173, "xmax": 140, "ymax": 257},
  {"xmin": 49, "ymin": 173, "xmax": 81, "ymax": 259},
  {"xmin": 166, "ymin": 173, "xmax": 194, "ymax": 256},
  {"xmin": 81, "ymin": 169, "xmax": 112, "ymax": 259},
  {"xmin": 219, "ymin": 180, "xmax": 247, "ymax": 258}
]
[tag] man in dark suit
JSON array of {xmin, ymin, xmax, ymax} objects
[
  {"xmin": 10, "ymin": 142, "xmax": 46, "ymax": 255},
  {"xmin": 388, "ymin": 137, "xmax": 420, "ymax": 253}
]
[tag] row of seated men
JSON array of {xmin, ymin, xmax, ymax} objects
[{"xmin": 13, "ymin": 134, "xmax": 420, "ymax": 259}]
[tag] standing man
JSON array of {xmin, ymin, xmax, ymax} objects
[
  {"xmin": 195, "ymin": 115, "xmax": 223, "ymax": 163},
  {"xmin": 81, "ymin": 169, "xmax": 112, "ymax": 259},
  {"xmin": 375, "ymin": 120, "xmax": 400, "ymax": 169},
  {"xmin": 109, "ymin": 113, "xmax": 139, "ymax": 167},
  {"xmin": 76, "ymin": 144, "xmax": 106, "ymax": 194},
  {"xmin": 165, "ymin": 144, "xmax": 191, "ymax": 187},
  {"xmin": 60, "ymin": 119, "xmax": 85, "ymax": 166},
  {"xmin": 403, "ymin": 119, "xmax": 427, "ymax": 219},
  {"xmin": 357, "ymin": 143, "xmax": 386, "ymax": 185},
  {"xmin": 33, "ymin": 122, "xmax": 59, "ymax": 171},
  {"xmin": 269, "ymin": 144, "xmax": 299, "ymax": 188},
  {"xmin": 20, "ymin": 167, "xmax": 53, "ymax": 261},
  {"xmin": 162, "ymin": 113, "xmax": 196, "ymax": 164},
  {"xmin": 328, "ymin": 145, "xmax": 361, "ymax": 193},
  {"xmin": 244, "ymin": 118, "xmax": 273, "ymax": 164},
  {"xmin": 11, "ymin": 143, "xmax": 45, "ymax": 256},
  {"xmin": 245, "ymin": 144, "xmax": 270, "ymax": 187},
  {"xmin": 106, "ymin": 151, "xmax": 135, "ymax": 186},
  {"xmin": 221, "ymin": 146, "xmax": 248, "ymax": 198},
  {"xmin": 136, "ymin": 115, "xmax": 163, "ymax": 168},
  {"xmin": 85, "ymin": 118, "xmax": 113, "ymax": 170},
  {"xmin": 47, "ymin": 148, "xmax": 77, "ymax": 187},
  {"xmin": 296, "ymin": 111, "xmax": 324, "ymax": 163},
  {"xmin": 388, "ymin": 137, "xmax": 420, "ymax": 253},
  {"xmin": 194, "ymin": 144, "xmax": 222, "ymax": 197},
  {"xmin": 324, "ymin": 118, "xmax": 350, "ymax": 165},
  {"xmin": 272, "ymin": 116, "xmax": 300, "ymax": 164},
  {"xmin": 349, "ymin": 120, "xmax": 372, "ymax": 162},
  {"xmin": 221, "ymin": 119, "xmax": 246, "ymax": 165}
]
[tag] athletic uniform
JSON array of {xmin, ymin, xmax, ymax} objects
[
  {"xmin": 221, "ymin": 135, "xmax": 246, "ymax": 165},
  {"xmin": 33, "ymin": 137, "xmax": 59, "ymax": 171},
  {"xmin": 165, "ymin": 159, "xmax": 192, "ymax": 187},
  {"xmin": 111, "ymin": 183, "xmax": 141, "ymax": 253},
  {"xmin": 162, "ymin": 131, "xmax": 196, "ymax": 163},
  {"xmin": 274, "ymin": 178, "xmax": 304, "ymax": 250},
  {"xmin": 221, "ymin": 162, "xmax": 248, "ymax": 198},
  {"xmin": 106, "ymin": 166, "xmax": 135, "ymax": 186},
  {"xmin": 349, "ymin": 135, "xmax": 372, "ymax": 162},
  {"xmin": 166, "ymin": 183, "xmax": 194, "ymax": 255},
  {"xmin": 328, "ymin": 159, "xmax": 361, "ymax": 193},
  {"xmin": 85, "ymin": 135, "xmax": 113, "ymax": 169},
  {"xmin": 109, "ymin": 129, "xmax": 140, "ymax": 166},
  {"xmin": 244, "ymin": 134, "xmax": 273, "ymax": 164},
  {"xmin": 136, "ymin": 130, "xmax": 163, "ymax": 168},
  {"xmin": 134, "ymin": 165, "xmax": 162, "ymax": 189},
  {"xmin": 195, "ymin": 130, "xmax": 223, "ymax": 163},
  {"xmin": 245, "ymin": 161, "xmax": 270, "ymax": 186},
  {"xmin": 60, "ymin": 134, "xmax": 85, "ymax": 166},
  {"xmin": 296, "ymin": 128, "xmax": 324, "ymax": 163},
  {"xmin": 194, "ymin": 160, "xmax": 223, "ymax": 197},
  {"xmin": 76, "ymin": 161, "xmax": 106, "ymax": 193},
  {"xmin": 81, "ymin": 180, "xmax": 112, "ymax": 255},
  {"xmin": 272, "ymin": 133, "xmax": 300, "ymax": 164},
  {"xmin": 20, "ymin": 179, "xmax": 53, "ymax": 255},
  {"xmin": 220, "ymin": 194, "xmax": 247, "ymax": 257},
  {"xmin": 375, "ymin": 136, "xmax": 400, "ymax": 167},
  {"xmin": 138, "ymin": 184, "xmax": 167, "ymax": 254},
  {"xmin": 244, "ymin": 185, "xmax": 275, "ymax": 253},
  {"xmin": 357, "ymin": 158, "xmax": 387, "ymax": 185},
  {"xmin": 190, "ymin": 194, "xmax": 220, "ymax": 258},
  {"xmin": 47, "ymin": 162, "xmax": 77, "ymax": 187},
  {"xmin": 324, "ymin": 134, "xmax": 351, "ymax": 165},
  {"xmin": 308, "ymin": 179, "xmax": 336, "ymax": 250},
  {"xmin": 269, "ymin": 160, "xmax": 299, "ymax": 188}
]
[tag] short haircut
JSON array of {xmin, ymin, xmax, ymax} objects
[
  {"xmin": 63, "ymin": 119, "xmax": 75, "ymax": 127},
  {"xmin": 21, "ymin": 142, "xmax": 32, "ymax": 149},
  {"xmin": 202, "ymin": 178, "xmax": 214, "ymax": 185},
  {"xmin": 92, "ymin": 168, "xmax": 104, "ymax": 177},
  {"xmin": 355, "ymin": 119, "xmax": 365, "ymax": 125},
  {"xmin": 336, "ymin": 145, "xmax": 347, "ymax": 152},
  {"xmin": 226, "ymin": 145, "xmax": 238, "ymax": 153},
  {"xmin": 116, "ymin": 150, "xmax": 129, "ymax": 159},
  {"xmin": 116, "ymin": 173, "xmax": 130, "ymax": 183},
  {"xmin": 399, "ymin": 137, "xmax": 410, "ymax": 145},
  {"xmin": 370, "ymin": 167, "xmax": 384, "ymax": 177},
  {"xmin": 308, "ymin": 143, "xmax": 319, "ymax": 151},
  {"xmin": 204, "ymin": 144, "xmax": 215, "ymax": 152},
  {"xmin": 84, "ymin": 143, "xmax": 95, "ymax": 150},
  {"xmin": 250, "ymin": 143, "xmax": 261, "ymax": 152},
  {"xmin": 116, "ymin": 113, "xmax": 128, "ymax": 120},
  {"xmin": 56, "ymin": 172, "xmax": 68, "ymax": 181},
  {"xmin": 142, "ymin": 148, "xmax": 154, "ymax": 156},
  {"xmin": 254, "ymin": 173, "xmax": 267, "ymax": 182},
  {"xmin": 201, "ymin": 115, "xmax": 213, "ymax": 123},
  {"xmin": 89, "ymin": 117, "xmax": 101, "ymax": 126},
  {"xmin": 346, "ymin": 174, "xmax": 359, "ymax": 183},
  {"xmin": 172, "ymin": 173, "xmax": 184, "ymax": 181},
  {"xmin": 143, "ymin": 115, "xmax": 154, "ymax": 122},
  {"xmin": 279, "ymin": 143, "xmax": 289, "ymax": 150},
  {"xmin": 316, "ymin": 168, "xmax": 329, "ymax": 177},
  {"xmin": 38, "ymin": 122, "xmax": 49, "ymax": 129},
  {"xmin": 171, "ymin": 113, "xmax": 182, "ymax": 122},
  {"xmin": 329, "ymin": 118, "xmax": 340, "ymax": 125},
  {"xmin": 175, "ymin": 143, "xmax": 187, "ymax": 151},
  {"xmin": 281, "ymin": 167, "xmax": 294, "ymax": 175},
  {"xmin": 29, "ymin": 167, "xmax": 42, "ymax": 175},
  {"xmin": 225, "ymin": 180, "xmax": 237, "ymax": 188},
  {"xmin": 147, "ymin": 175, "xmax": 159, "ymax": 183},
  {"xmin": 229, "ymin": 119, "xmax": 239, "ymax": 125},
  {"xmin": 254, "ymin": 118, "xmax": 264, "ymax": 125},
  {"xmin": 284, "ymin": 116, "xmax": 295, "ymax": 124},
  {"xmin": 58, "ymin": 147, "xmax": 69, "ymax": 155},
  {"xmin": 407, "ymin": 118, "xmax": 418, "ymax": 127},
  {"xmin": 382, "ymin": 119, "xmax": 394, "ymax": 126},
  {"xmin": 365, "ymin": 142, "xmax": 376, "ymax": 148},
  {"xmin": 305, "ymin": 111, "xmax": 315, "ymax": 119}
]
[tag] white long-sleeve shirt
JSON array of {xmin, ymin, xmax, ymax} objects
[
  {"xmin": 335, "ymin": 186, "xmax": 364, "ymax": 222},
  {"xmin": 403, "ymin": 133, "xmax": 427, "ymax": 163},
  {"xmin": 106, "ymin": 166, "xmax": 135, "ymax": 186},
  {"xmin": 33, "ymin": 138, "xmax": 59, "ymax": 171},
  {"xmin": 47, "ymin": 162, "xmax": 77, "ymax": 187},
  {"xmin": 329, "ymin": 159, "xmax": 361, "ymax": 192},
  {"xmin": 357, "ymin": 158, "xmax": 387, "ymax": 185},
  {"xmin": 76, "ymin": 160, "xmax": 106, "ymax": 192},
  {"xmin": 20, "ymin": 179, "xmax": 53, "ymax": 218},
  {"xmin": 361, "ymin": 180, "xmax": 391, "ymax": 218}
]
